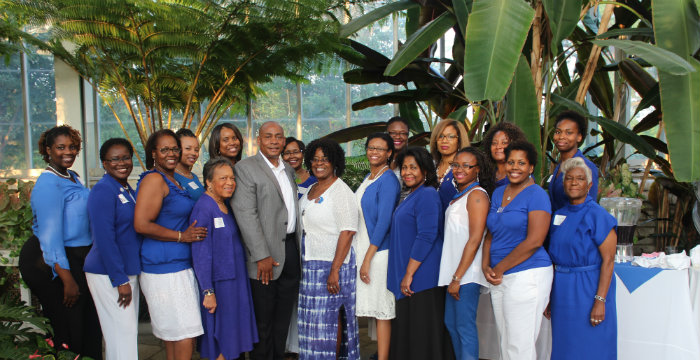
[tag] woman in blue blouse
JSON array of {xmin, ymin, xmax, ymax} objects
[
  {"xmin": 355, "ymin": 133, "xmax": 400, "ymax": 360},
  {"xmin": 84, "ymin": 138, "xmax": 141, "ymax": 360},
  {"xmin": 482, "ymin": 141, "xmax": 552, "ymax": 360},
  {"xmin": 191, "ymin": 157, "xmax": 258, "ymax": 360},
  {"xmin": 546, "ymin": 157, "xmax": 617, "ymax": 360},
  {"xmin": 430, "ymin": 120, "xmax": 470, "ymax": 210},
  {"xmin": 548, "ymin": 111, "xmax": 599, "ymax": 212},
  {"xmin": 18, "ymin": 125, "xmax": 102, "ymax": 358},
  {"xmin": 387, "ymin": 147, "xmax": 455, "ymax": 360},
  {"xmin": 481, "ymin": 122, "xmax": 528, "ymax": 188},
  {"xmin": 174, "ymin": 128, "xmax": 204, "ymax": 201},
  {"xmin": 134, "ymin": 129, "xmax": 208, "ymax": 360},
  {"xmin": 283, "ymin": 136, "xmax": 316, "ymax": 199}
]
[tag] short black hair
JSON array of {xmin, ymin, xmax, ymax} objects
[
  {"xmin": 365, "ymin": 132, "xmax": 395, "ymax": 164},
  {"xmin": 284, "ymin": 137, "xmax": 306, "ymax": 152},
  {"xmin": 208, "ymin": 123, "xmax": 244, "ymax": 162},
  {"xmin": 455, "ymin": 147, "xmax": 496, "ymax": 196},
  {"xmin": 504, "ymin": 141, "xmax": 538, "ymax": 167},
  {"xmin": 99, "ymin": 138, "xmax": 134, "ymax": 161},
  {"xmin": 304, "ymin": 138, "xmax": 346, "ymax": 177},
  {"xmin": 38, "ymin": 125, "xmax": 82, "ymax": 163},
  {"xmin": 175, "ymin": 128, "xmax": 197, "ymax": 139},
  {"xmin": 395, "ymin": 146, "xmax": 438, "ymax": 189},
  {"xmin": 482, "ymin": 122, "xmax": 528, "ymax": 162},
  {"xmin": 554, "ymin": 110, "xmax": 588, "ymax": 137},
  {"xmin": 144, "ymin": 129, "xmax": 180, "ymax": 170},
  {"xmin": 386, "ymin": 116, "xmax": 409, "ymax": 129},
  {"xmin": 202, "ymin": 157, "xmax": 234, "ymax": 189}
]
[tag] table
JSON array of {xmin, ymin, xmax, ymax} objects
[{"xmin": 476, "ymin": 265, "xmax": 700, "ymax": 360}]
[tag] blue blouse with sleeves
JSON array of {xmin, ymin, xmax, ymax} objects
[
  {"xmin": 31, "ymin": 171, "xmax": 91, "ymax": 276},
  {"xmin": 438, "ymin": 169, "xmax": 457, "ymax": 212},
  {"xmin": 297, "ymin": 175, "xmax": 317, "ymax": 200},
  {"xmin": 190, "ymin": 194, "xmax": 240, "ymax": 292},
  {"xmin": 486, "ymin": 184, "xmax": 552, "ymax": 275},
  {"xmin": 84, "ymin": 173, "xmax": 142, "ymax": 286},
  {"xmin": 549, "ymin": 150, "xmax": 599, "ymax": 212},
  {"xmin": 360, "ymin": 170, "xmax": 400, "ymax": 252},
  {"xmin": 174, "ymin": 171, "xmax": 205, "ymax": 201},
  {"xmin": 387, "ymin": 185, "xmax": 444, "ymax": 300},
  {"xmin": 137, "ymin": 170, "xmax": 195, "ymax": 274}
]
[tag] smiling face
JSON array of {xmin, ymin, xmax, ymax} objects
[
  {"xmin": 387, "ymin": 121, "xmax": 409, "ymax": 152},
  {"xmin": 282, "ymin": 141, "xmax": 304, "ymax": 171},
  {"xmin": 207, "ymin": 164, "xmax": 236, "ymax": 199},
  {"xmin": 310, "ymin": 148, "xmax": 334, "ymax": 181},
  {"xmin": 401, "ymin": 155, "xmax": 425, "ymax": 190},
  {"xmin": 451, "ymin": 152, "xmax": 479, "ymax": 189},
  {"xmin": 153, "ymin": 135, "xmax": 180, "ymax": 171},
  {"xmin": 366, "ymin": 137, "xmax": 392, "ymax": 168},
  {"xmin": 257, "ymin": 122, "xmax": 286, "ymax": 161},
  {"xmin": 553, "ymin": 119, "xmax": 583, "ymax": 154},
  {"xmin": 490, "ymin": 131, "xmax": 510, "ymax": 163},
  {"xmin": 218, "ymin": 127, "xmax": 241, "ymax": 160},
  {"xmin": 437, "ymin": 124, "xmax": 460, "ymax": 157},
  {"xmin": 563, "ymin": 166, "xmax": 591, "ymax": 203},
  {"xmin": 47, "ymin": 134, "xmax": 79, "ymax": 170},
  {"xmin": 505, "ymin": 149, "xmax": 533, "ymax": 185},
  {"xmin": 179, "ymin": 136, "xmax": 200, "ymax": 168},
  {"xmin": 103, "ymin": 144, "xmax": 133, "ymax": 185}
]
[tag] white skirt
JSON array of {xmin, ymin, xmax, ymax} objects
[{"xmin": 140, "ymin": 269, "xmax": 204, "ymax": 341}]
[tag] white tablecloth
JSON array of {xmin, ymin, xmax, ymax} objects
[{"xmin": 477, "ymin": 268, "xmax": 700, "ymax": 360}]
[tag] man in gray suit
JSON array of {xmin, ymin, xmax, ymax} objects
[{"xmin": 232, "ymin": 121, "xmax": 302, "ymax": 360}]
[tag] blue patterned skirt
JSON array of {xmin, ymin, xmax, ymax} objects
[{"xmin": 298, "ymin": 249, "xmax": 359, "ymax": 360}]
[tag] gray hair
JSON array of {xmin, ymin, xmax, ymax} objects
[
  {"xmin": 560, "ymin": 157, "xmax": 592, "ymax": 184},
  {"xmin": 203, "ymin": 156, "xmax": 235, "ymax": 188}
]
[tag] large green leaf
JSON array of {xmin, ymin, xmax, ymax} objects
[
  {"xmin": 592, "ymin": 39, "xmax": 696, "ymax": 75},
  {"xmin": 653, "ymin": 0, "xmax": 700, "ymax": 181},
  {"xmin": 384, "ymin": 12, "xmax": 456, "ymax": 76},
  {"xmin": 505, "ymin": 55, "xmax": 540, "ymax": 148},
  {"xmin": 543, "ymin": 0, "xmax": 583, "ymax": 53},
  {"xmin": 633, "ymin": 83, "xmax": 660, "ymax": 116},
  {"xmin": 399, "ymin": 101, "xmax": 426, "ymax": 133},
  {"xmin": 463, "ymin": 0, "xmax": 535, "ymax": 101},
  {"xmin": 339, "ymin": 1, "xmax": 419, "ymax": 38},
  {"xmin": 351, "ymin": 89, "xmax": 441, "ymax": 111},
  {"xmin": 618, "ymin": 58, "xmax": 657, "ymax": 97},
  {"xmin": 322, "ymin": 122, "xmax": 388, "ymax": 143},
  {"xmin": 551, "ymin": 94, "xmax": 657, "ymax": 158},
  {"xmin": 597, "ymin": 27, "xmax": 655, "ymax": 39},
  {"xmin": 452, "ymin": 0, "xmax": 472, "ymax": 38}
]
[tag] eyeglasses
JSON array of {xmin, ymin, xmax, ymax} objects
[
  {"xmin": 449, "ymin": 163, "xmax": 478, "ymax": 170},
  {"xmin": 283, "ymin": 149, "xmax": 303, "ymax": 156},
  {"xmin": 438, "ymin": 134, "xmax": 459, "ymax": 141},
  {"xmin": 367, "ymin": 146, "xmax": 388, "ymax": 152},
  {"xmin": 107, "ymin": 156, "xmax": 132, "ymax": 164},
  {"xmin": 311, "ymin": 157, "xmax": 330, "ymax": 164},
  {"xmin": 158, "ymin": 147, "xmax": 181, "ymax": 155},
  {"xmin": 388, "ymin": 131, "xmax": 409, "ymax": 137}
]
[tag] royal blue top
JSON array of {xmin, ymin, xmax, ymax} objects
[
  {"xmin": 549, "ymin": 150, "xmax": 599, "ymax": 212},
  {"xmin": 495, "ymin": 176, "xmax": 509, "ymax": 187},
  {"xmin": 360, "ymin": 171, "xmax": 400, "ymax": 252},
  {"xmin": 438, "ymin": 169, "xmax": 457, "ymax": 212},
  {"xmin": 84, "ymin": 174, "xmax": 142, "ymax": 286},
  {"xmin": 297, "ymin": 175, "xmax": 317, "ymax": 200},
  {"xmin": 31, "ymin": 170, "xmax": 92, "ymax": 277},
  {"xmin": 137, "ymin": 170, "xmax": 195, "ymax": 274},
  {"xmin": 190, "ymin": 194, "xmax": 241, "ymax": 291},
  {"xmin": 387, "ymin": 185, "xmax": 444, "ymax": 299},
  {"xmin": 486, "ymin": 184, "xmax": 552, "ymax": 275},
  {"xmin": 174, "ymin": 171, "xmax": 204, "ymax": 201}
]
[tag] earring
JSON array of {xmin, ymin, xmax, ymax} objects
[
  {"xmin": 477, "ymin": 173, "xmax": 480, "ymax": 183},
  {"xmin": 207, "ymin": 186, "xmax": 212, "ymax": 192}
]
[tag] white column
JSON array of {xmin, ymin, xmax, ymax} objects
[{"xmin": 54, "ymin": 59, "xmax": 88, "ymax": 179}]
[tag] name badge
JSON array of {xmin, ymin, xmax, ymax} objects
[
  {"xmin": 546, "ymin": 175, "xmax": 553, "ymax": 183},
  {"xmin": 553, "ymin": 214, "xmax": 566, "ymax": 226},
  {"xmin": 214, "ymin": 217, "xmax": 225, "ymax": 228},
  {"xmin": 188, "ymin": 181, "xmax": 199, "ymax": 190},
  {"xmin": 118, "ymin": 194, "xmax": 129, "ymax": 204}
]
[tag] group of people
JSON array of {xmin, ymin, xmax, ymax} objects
[{"xmin": 19, "ymin": 110, "xmax": 618, "ymax": 360}]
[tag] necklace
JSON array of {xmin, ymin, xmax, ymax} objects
[
  {"xmin": 370, "ymin": 165, "xmax": 388, "ymax": 180},
  {"xmin": 452, "ymin": 182, "xmax": 479, "ymax": 200},
  {"xmin": 47, "ymin": 165, "xmax": 71, "ymax": 179},
  {"xmin": 174, "ymin": 168, "xmax": 191, "ymax": 177},
  {"xmin": 504, "ymin": 179, "xmax": 531, "ymax": 201},
  {"xmin": 207, "ymin": 191, "xmax": 226, "ymax": 206}
]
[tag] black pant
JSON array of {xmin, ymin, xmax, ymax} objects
[
  {"xmin": 249, "ymin": 235, "xmax": 301, "ymax": 360},
  {"xmin": 18, "ymin": 235, "xmax": 103, "ymax": 360}
]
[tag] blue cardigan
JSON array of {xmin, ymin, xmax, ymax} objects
[
  {"xmin": 84, "ymin": 174, "xmax": 142, "ymax": 286},
  {"xmin": 387, "ymin": 185, "xmax": 444, "ymax": 300},
  {"xmin": 360, "ymin": 171, "xmax": 400, "ymax": 252}
]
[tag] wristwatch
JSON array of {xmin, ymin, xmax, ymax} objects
[
  {"xmin": 203, "ymin": 289, "xmax": 215, "ymax": 296},
  {"xmin": 594, "ymin": 295, "xmax": 606, "ymax": 303}
]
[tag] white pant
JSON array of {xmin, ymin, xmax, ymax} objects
[
  {"xmin": 86, "ymin": 273, "xmax": 139, "ymax": 360},
  {"xmin": 490, "ymin": 266, "xmax": 553, "ymax": 360}
]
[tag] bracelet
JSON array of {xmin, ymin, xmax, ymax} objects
[
  {"xmin": 177, "ymin": 231, "xmax": 182, "ymax": 242},
  {"xmin": 452, "ymin": 275, "xmax": 461, "ymax": 282},
  {"xmin": 118, "ymin": 281, "xmax": 129, "ymax": 287},
  {"xmin": 594, "ymin": 295, "xmax": 606, "ymax": 303},
  {"xmin": 203, "ymin": 289, "xmax": 215, "ymax": 296}
]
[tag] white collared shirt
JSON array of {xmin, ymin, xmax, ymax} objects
[{"xmin": 261, "ymin": 153, "xmax": 296, "ymax": 233}]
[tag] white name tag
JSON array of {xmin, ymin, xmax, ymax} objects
[
  {"xmin": 118, "ymin": 194, "xmax": 129, "ymax": 204},
  {"xmin": 188, "ymin": 181, "xmax": 199, "ymax": 190},
  {"xmin": 214, "ymin": 217, "xmax": 225, "ymax": 228},
  {"xmin": 546, "ymin": 175, "xmax": 553, "ymax": 183},
  {"xmin": 553, "ymin": 214, "xmax": 566, "ymax": 226}
]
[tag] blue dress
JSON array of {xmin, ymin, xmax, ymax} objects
[
  {"xmin": 190, "ymin": 194, "xmax": 257, "ymax": 359},
  {"xmin": 549, "ymin": 150, "xmax": 599, "ymax": 212},
  {"xmin": 548, "ymin": 198, "xmax": 617, "ymax": 360},
  {"xmin": 174, "ymin": 171, "xmax": 205, "ymax": 201},
  {"xmin": 438, "ymin": 169, "xmax": 457, "ymax": 212}
]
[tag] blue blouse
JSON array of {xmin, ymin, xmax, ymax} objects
[
  {"xmin": 84, "ymin": 174, "xmax": 142, "ymax": 286},
  {"xmin": 387, "ymin": 185, "xmax": 443, "ymax": 299},
  {"xmin": 360, "ymin": 171, "xmax": 400, "ymax": 252},
  {"xmin": 495, "ymin": 176, "xmax": 509, "ymax": 187},
  {"xmin": 549, "ymin": 150, "xmax": 599, "ymax": 212},
  {"xmin": 438, "ymin": 169, "xmax": 457, "ymax": 212},
  {"xmin": 31, "ymin": 170, "xmax": 91, "ymax": 276},
  {"xmin": 174, "ymin": 171, "xmax": 204, "ymax": 201},
  {"xmin": 137, "ymin": 170, "xmax": 195, "ymax": 274},
  {"xmin": 297, "ymin": 175, "xmax": 317, "ymax": 200},
  {"xmin": 486, "ymin": 184, "xmax": 552, "ymax": 275}
]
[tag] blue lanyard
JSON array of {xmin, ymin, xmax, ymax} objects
[{"xmin": 452, "ymin": 182, "xmax": 479, "ymax": 200}]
